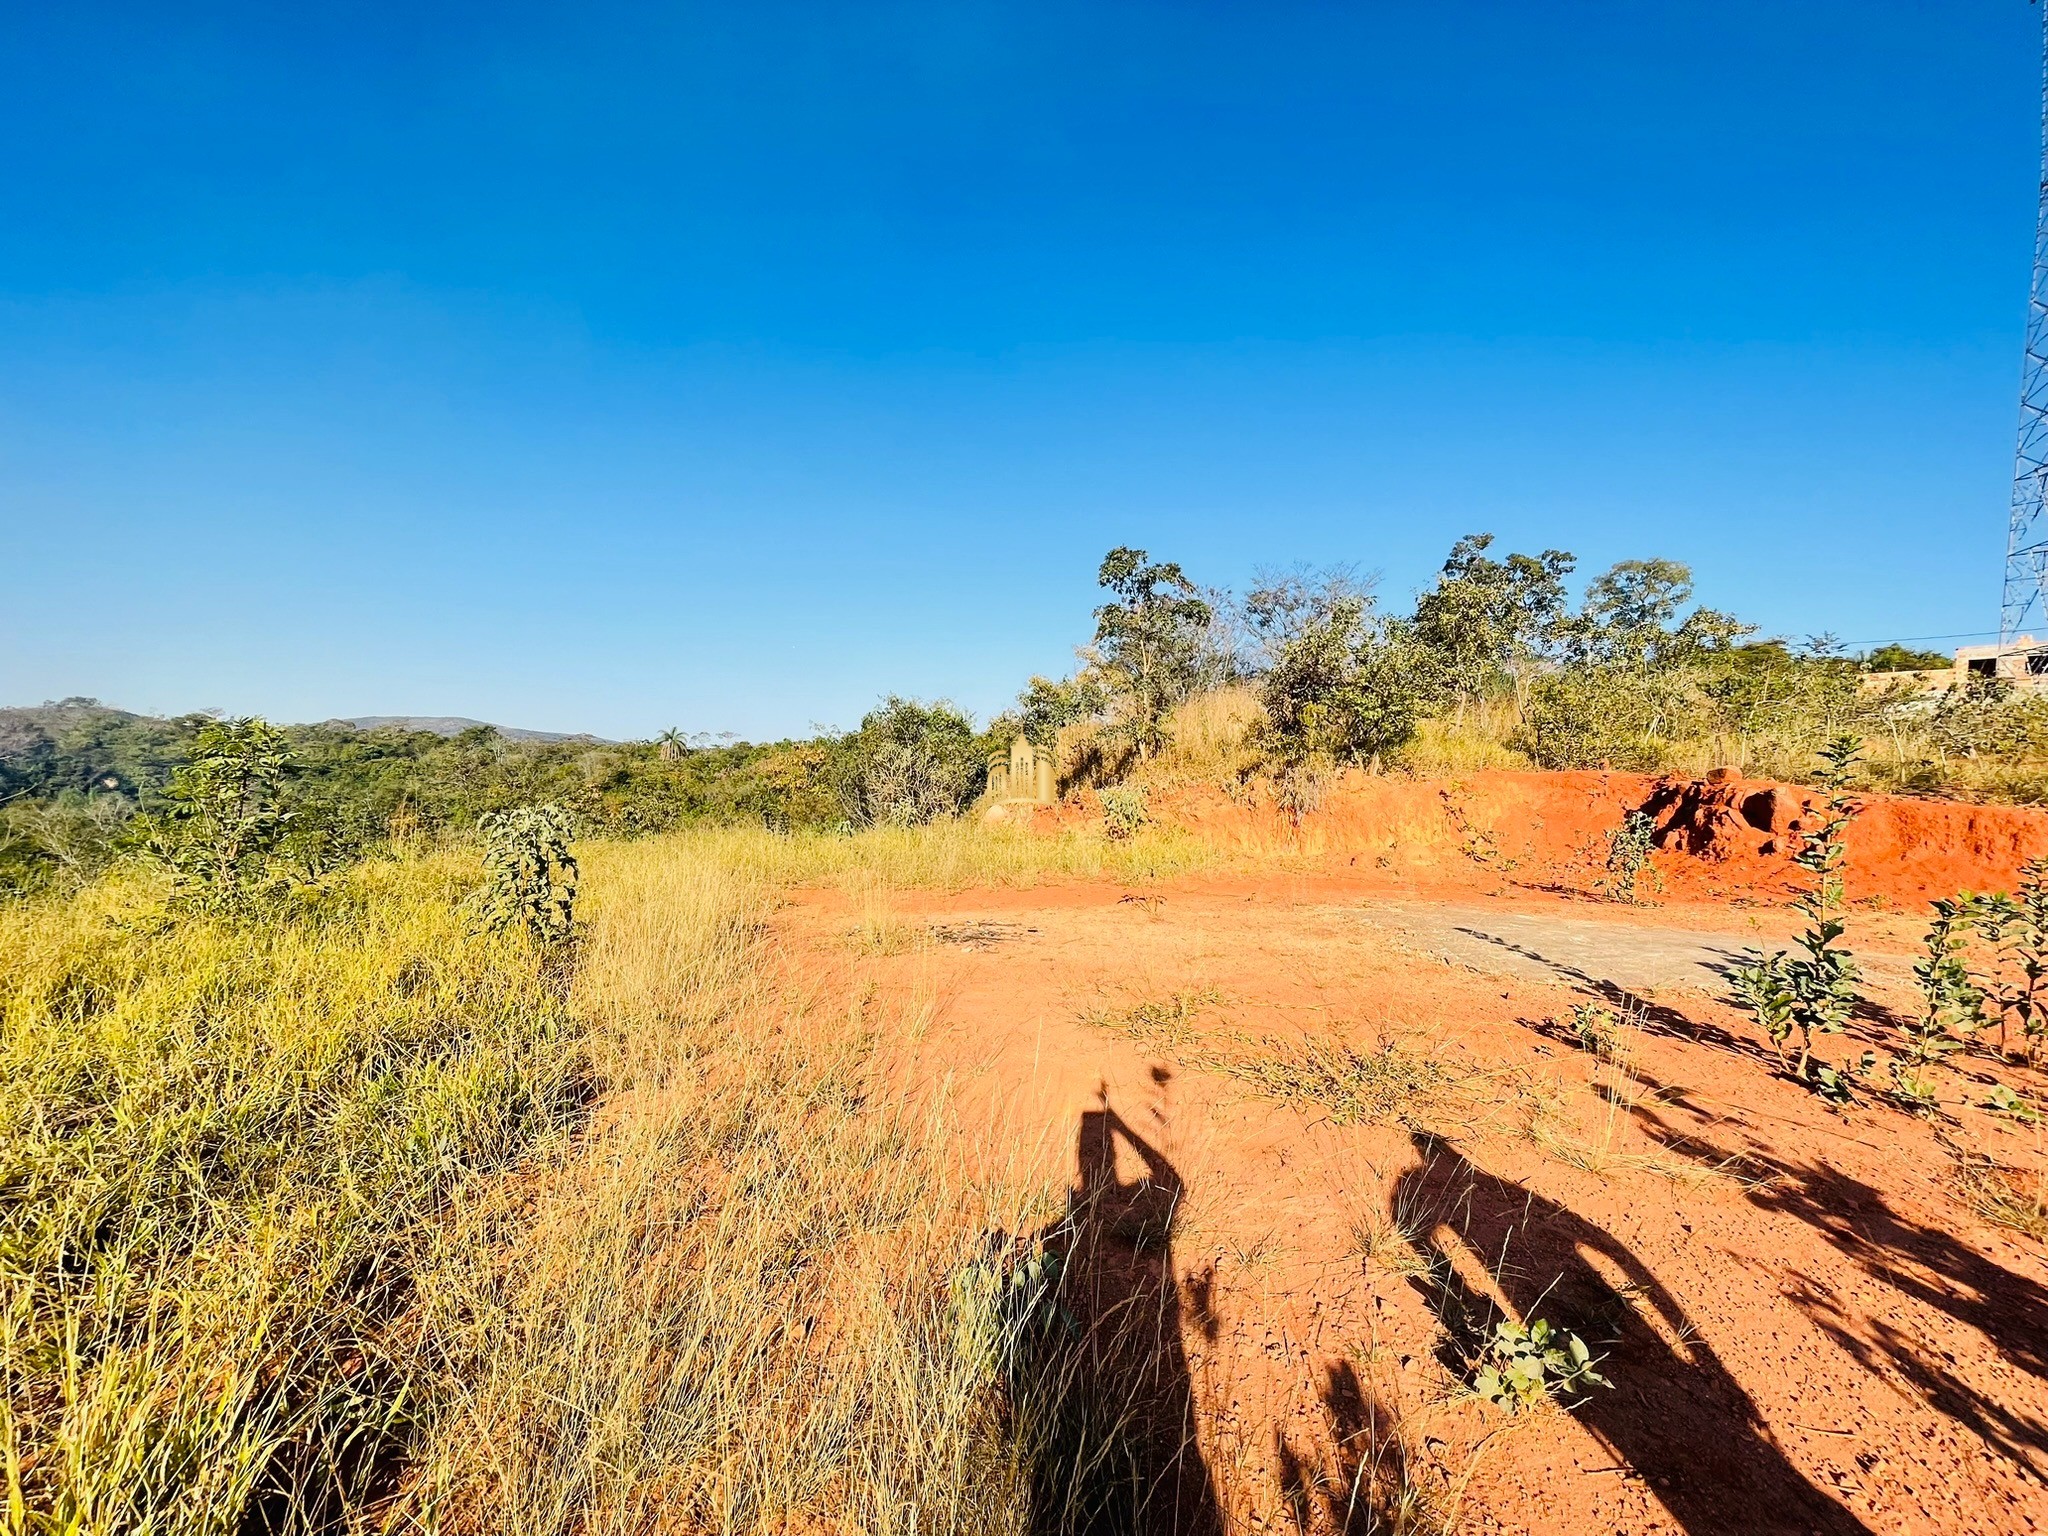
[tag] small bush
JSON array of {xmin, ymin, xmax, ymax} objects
[
  {"xmin": 835, "ymin": 697, "xmax": 986, "ymax": 828},
  {"xmin": 477, "ymin": 803, "xmax": 580, "ymax": 941},
  {"xmin": 1597, "ymin": 810, "xmax": 1657, "ymax": 903},
  {"xmin": 1470, "ymin": 1316, "xmax": 1610, "ymax": 1412},
  {"xmin": 145, "ymin": 716, "xmax": 294, "ymax": 907},
  {"xmin": 1569, "ymin": 1002, "xmax": 1620, "ymax": 1058},
  {"xmin": 1099, "ymin": 784, "xmax": 1149, "ymax": 840}
]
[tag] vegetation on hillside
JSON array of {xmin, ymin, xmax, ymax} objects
[{"xmin": 7, "ymin": 535, "xmax": 2046, "ymax": 900}]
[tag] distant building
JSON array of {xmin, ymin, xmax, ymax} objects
[
  {"xmin": 1953, "ymin": 637, "xmax": 2048, "ymax": 682},
  {"xmin": 1864, "ymin": 637, "xmax": 2048, "ymax": 693}
]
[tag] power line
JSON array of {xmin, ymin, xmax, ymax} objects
[{"xmin": 1833, "ymin": 629, "xmax": 2000, "ymax": 646}]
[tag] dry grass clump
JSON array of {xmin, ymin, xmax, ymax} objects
[
  {"xmin": 1083, "ymin": 994, "xmax": 1469, "ymax": 1134},
  {"xmin": 412, "ymin": 844, "xmax": 1044, "ymax": 1531},
  {"xmin": 1948, "ymin": 1146, "xmax": 2048, "ymax": 1241},
  {"xmin": 1220, "ymin": 1034, "xmax": 1462, "ymax": 1132},
  {"xmin": 413, "ymin": 834, "xmax": 1197, "ymax": 1533},
  {"xmin": 0, "ymin": 851, "xmax": 583, "ymax": 1529}
]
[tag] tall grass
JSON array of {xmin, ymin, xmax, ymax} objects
[
  {"xmin": 408, "ymin": 836, "xmax": 1064, "ymax": 1533},
  {"xmin": 0, "ymin": 853, "xmax": 583, "ymax": 1530},
  {"xmin": 699, "ymin": 817, "xmax": 1218, "ymax": 891},
  {"xmin": 5, "ymin": 822, "xmax": 1213, "ymax": 1532}
]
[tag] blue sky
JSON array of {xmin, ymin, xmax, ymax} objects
[{"xmin": 2, "ymin": 1, "xmax": 2040, "ymax": 738}]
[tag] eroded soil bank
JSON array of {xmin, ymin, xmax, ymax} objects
[{"xmin": 1026, "ymin": 768, "xmax": 2048, "ymax": 910}]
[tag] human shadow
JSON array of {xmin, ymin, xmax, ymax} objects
[
  {"xmin": 1622, "ymin": 1094, "xmax": 2048, "ymax": 1474},
  {"xmin": 1269, "ymin": 1357, "xmax": 1428, "ymax": 1535},
  {"xmin": 1026, "ymin": 1088, "xmax": 1222, "ymax": 1536},
  {"xmin": 1392, "ymin": 1133, "xmax": 1872, "ymax": 1535}
]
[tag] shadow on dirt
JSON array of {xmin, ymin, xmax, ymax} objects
[
  {"xmin": 1625, "ymin": 1096, "xmax": 2048, "ymax": 1476},
  {"xmin": 1453, "ymin": 927, "xmax": 1779, "ymax": 1063},
  {"xmin": 1392, "ymin": 1132, "xmax": 1873, "ymax": 1536},
  {"xmin": 1460, "ymin": 926, "xmax": 1916, "ymax": 1064},
  {"xmin": 1273, "ymin": 1358, "xmax": 1433, "ymax": 1536},
  {"xmin": 1029, "ymin": 1088, "xmax": 1222, "ymax": 1535}
]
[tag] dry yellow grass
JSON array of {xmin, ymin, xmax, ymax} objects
[
  {"xmin": 0, "ymin": 852, "xmax": 583, "ymax": 1531},
  {"xmin": 407, "ymin": 836, "xmax": 1066, "ymax": 1534},
  {"xmin": 3, "ymin": 821, "xmax": 1215, "ymax": 1532}
]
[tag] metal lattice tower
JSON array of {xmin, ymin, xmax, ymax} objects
[{"xmin": 2005, "ymin": 1, "xmax": 2048, "ymax": 644}]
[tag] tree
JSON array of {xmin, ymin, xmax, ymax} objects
[
  {"xmin": 1564, "ymin": 559, "xmax": 1751, "ymax": 670},
  {"xmin": 150, "ymin": 717, "xmax": 293, "ymax": 905},
  {"xmin": 1410, "ymin": 534, "xmax": 1574, "ymax": 712},
  {"xmin": 1092, "ymin": 547, "xmax": 1215, "ymax": 757},
  {"xmin": 1250, "ymin": 574, "xmax": 1438, "ymax": 819},
  {"xmin": 1015, "ymin": 674, "xmax": 1110, "ymax": 748},
  {"xmin": 655, "ymin": 727, "xmax": 686, "ymax": 762},
  {"xmin": 1864, "ymin": 643, "xmax": 1950, "ymax": 673}
]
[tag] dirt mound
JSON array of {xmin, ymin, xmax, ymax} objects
[
  {"xmin": 1079, "ymin": 769, "xmax": 2048, "ymax": 910},
  {"xmin": 1639, "ymin": 767, "xmax": 2048, "ymax": 907}
]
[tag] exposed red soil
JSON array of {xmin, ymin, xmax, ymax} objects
[
  {"xmin": 784, "ymin": 774, "xmax": 2048, "ymax": 1534},
  {"xmin": 1049, "ymin": 769, "xmax": 2048, "ymax": 911}
]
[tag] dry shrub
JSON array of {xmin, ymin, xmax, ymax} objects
[
  {"xmin": 1947, "ymin": 1145, "xmax": 2048, "ymax": 1242},
  {"xmin": 1160, "ymin": 687, "xmax": 1264, "ymax": 777}
]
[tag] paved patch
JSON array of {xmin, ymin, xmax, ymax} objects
[{"xmin": 1328, "ymin": 900, "xmax": 1912, "ymax": 999}]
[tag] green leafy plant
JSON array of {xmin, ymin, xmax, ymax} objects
[
  {"xmin": 1470, "ymin": 1316, "xmax": 1610, "ymax": 1413},
  {"xmin": 1983, "ymin": 1083, "xmax": 2041, "ymax": 1124},
  {"xmin": 1809, "ymin": 1058, "xmax": 1860, "ymax": 1106},
  {"xmin": 1887, "ymin": 1057, "xmax": 1942, "ymax": 1118},
  {"xmin": 1597, "ymin": 809, "xmax": 1657, "ymax": 903},
  {"xmin": 1730, "ymin": 949, "xmax": 1797, "ymax": 1063},
  {"xmin": 476, "ymin": 802, "xmax": 579, "ymax": 942},
  {"xmin": 1099, "ymin": 784, "xmax": 1149, "ymax": 841},
  {"xmin": 1732, "ymin": 736, "xmax": 1863, "ymax": 1089},
  {"xmin": 947, "ymin": 1237, "xmax": 1068, "ymax": 1387},
  {"xmin": 1568, "ymin": 1002, "xmax": 1620, "ymax": 1058},
  {"xmin": 1969, "ymin": 860, "xmax": 2048, "ymax": 1062},
  {"xmin": 148, "ymin": 716, "xmax": 294, "ymax": 908},
  {"xmin": 1905, "ymin": 897, "xmax": 1982, "ymax": 1065}
]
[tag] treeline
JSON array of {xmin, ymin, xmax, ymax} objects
[
  {"xmin": 3, "ymin": 533, "xmax": 2038, "ymax": 894},
  {"xmin": 0, "ymin": 697, "xmax": 995, "ymax": 896},
  {"xmin": 1005, "ymin": 539, "xmax": 2046, "ymax": 810}
]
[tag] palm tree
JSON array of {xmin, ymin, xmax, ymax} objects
[{"xmin": 656, "ymin": 727, "xmax": 686, "ymax": 762}]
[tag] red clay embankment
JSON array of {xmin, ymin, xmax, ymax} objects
[{"xmin": 1061, "ymin": 769, "xmax": 2048, "ymax": 909}]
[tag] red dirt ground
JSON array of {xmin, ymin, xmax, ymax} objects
[{"xmin": 789, "ymin": 774, "xmax": 2048, "ymax": 1535}]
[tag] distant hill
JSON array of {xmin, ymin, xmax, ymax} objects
[{"xmin": 331, "ymin": 716, "xmax": 605, "ymax": 743}]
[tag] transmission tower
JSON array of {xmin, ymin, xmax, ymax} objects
[{"xmin": 2004, "ymin": 1, "xmax": 2048, "ymax": 644}]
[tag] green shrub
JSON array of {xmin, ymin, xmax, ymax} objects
[
  {"xmin": 1732, "ymin": 737, "xmax": 1864, "ymax": 1091},
  {"xmin": 144, "ymin": 717, "xmax": 294, "ymax": 907},
  {"xmin": 834, "ymin": 698, "xmax": 986, "ymax": 828},
  {"xmin": 1099, "ymin": 784, "xmax": 1149, "ymax": 840},
  {"xmin": 1517, "ymin": 667, "xmax": 1670, "ymax": 770},
  {"xmin": 477, "ymin": 803, "xmax": 579, "ymax": 941},
  {"xmin": 1598, "ymin": 810, "xmax": 1657, "ymax": 903}
]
